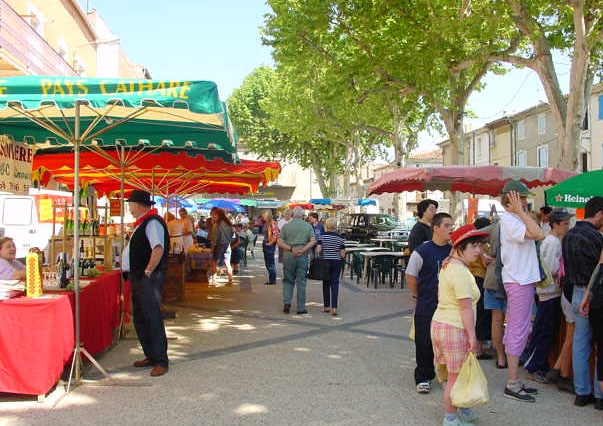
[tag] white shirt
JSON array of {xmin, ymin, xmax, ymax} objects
[
  {"xmin": 167, "ymin": 220, "xmax": 185, "ymax": 254},
  {"xmin": 277, "ymin": 218, "xmax": 291, "ymax": 230},
  {"xmin": 122, "ymin": 218, "xmax": 165, "ymax": 272},
  {"xmin": 175, "ymin": 218, "xmax": 194, "ymax": 253},
  {"xmin": 500, "ymin": 212, "xmax": 540, "ymax": 285}
]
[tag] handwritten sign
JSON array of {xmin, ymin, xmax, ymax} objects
[{"xmin": 0, "ymin": 140, "xmax": 33, "ymax": 195}]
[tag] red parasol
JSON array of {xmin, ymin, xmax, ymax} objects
[
  {"xmin": 33, "ymin": 149, "xmax": 281, "ymax": 197},
  {"xmin": 287, "ymin": 202, "xmax": 314, "ymax": 210},
  {"xmin": 368, "ymin": 165, "xmax": 576, "ymax": 196}
]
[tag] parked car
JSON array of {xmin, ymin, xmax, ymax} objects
[{"xmin": 337, "ymin": 213, "xmax": 408, "ymax": 243}]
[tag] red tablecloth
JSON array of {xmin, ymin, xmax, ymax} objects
[
  {"xmin": 0, "ymin": 295, "xmax": 74, "ymax": 395},
  {"xmin": 53, "ymin": 271, "xmax": 130, "ymax": 356}
]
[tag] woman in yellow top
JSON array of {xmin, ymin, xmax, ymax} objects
[{"xmin": 431, "ymin": 224, "xmax": 489, "ymax": 426}]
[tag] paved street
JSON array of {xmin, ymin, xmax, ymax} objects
[{"xmin": 1, "ymin": 250, "xmax": 601, "ymax": 426}]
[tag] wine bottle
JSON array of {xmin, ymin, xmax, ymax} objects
[{"xmin": 59, "ymin": 254, "xmax": 69, "ymax": 288}]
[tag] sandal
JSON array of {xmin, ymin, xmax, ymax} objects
[{"xmin": 322, "ymin": 308, "xmax": 331, "ymax": 313}]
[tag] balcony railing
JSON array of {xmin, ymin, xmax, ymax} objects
[{"xmin": 0, "ymin": 0, "xmax": 77, "ymax": 76}]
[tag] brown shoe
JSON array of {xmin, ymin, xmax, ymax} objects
[
  {"xmin": 150, "ymin": 365, "xmax": 169, "ymax": 377},
  {"xmin": 133, "ymin": 358, "xmax": 153, "ymax": 368}
]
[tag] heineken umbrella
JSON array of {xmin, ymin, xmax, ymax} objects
[
  {"xmin": 545, "ymin": 170, "xmax": 603, "ymax": 207},
  {"xmin": 0, "ymin": 75, "xmax": 238, "ymax": 385}
]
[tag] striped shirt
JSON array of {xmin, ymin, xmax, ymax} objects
[{"xmin": 317, "ymin": 231, "xmax": 345, "ymax": 260}]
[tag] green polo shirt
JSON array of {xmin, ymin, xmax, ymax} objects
[{"xmin": 280, "ymin": 218, "xmax": 314, "ymax": 247}]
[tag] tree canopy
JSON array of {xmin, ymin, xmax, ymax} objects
[{"xmin": 228, "ymin": 1, "xmax": 602, "ymax": 200}]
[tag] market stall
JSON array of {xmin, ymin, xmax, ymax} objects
[
  {"xmin": 46, "ymin": 271, "xmax": 129, "ymax": 356},
  {"xmin": 0, "ymin": 76, "xmax": 240, "ymax": 384},
  {"xmin": 0, "ymin": 294, "xmax": 74, "ymax": 398},
  {"xmin": 0, "ymin": 76, "xmax": 281, "ymax": 388}
]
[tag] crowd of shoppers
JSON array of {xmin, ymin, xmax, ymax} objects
[{"xmin": 404, "ymin": 184, "xmax": 603, "ymax": 426}]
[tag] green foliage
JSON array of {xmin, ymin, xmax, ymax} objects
[{"xmin": 233, "ymin": 0, "xmax": 600, "ymax": 181}]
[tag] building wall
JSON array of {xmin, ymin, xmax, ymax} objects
[
  {"xmin": 1, "ymin": 0, "xmax": 147, "ymax": 79},
  {"xmin": 490, "ymin": 125, "xmax": 513, "ymax": 166},
  {"xmin": 467, "ymin": 128, "xmax": 491, "ymax": 165},
  {"xmin": 512, "ymin": 104, "xmax": 554, "ymax": 168},
  {"xmin": 6, "ymin": 0, "xmax": 96, "ymax": 75}
]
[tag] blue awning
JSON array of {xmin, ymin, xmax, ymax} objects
[
  {"xmin": 309, "ymin": 198, "xmax": 332, "ymax": 205},
  {"xmin": 357, "ymin": 199, "xmax": 377, "ymax": 206}
]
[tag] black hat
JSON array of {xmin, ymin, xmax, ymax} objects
[{"xmin": 127, "ymin": 190, "xmax": 155, "ymax": 205}]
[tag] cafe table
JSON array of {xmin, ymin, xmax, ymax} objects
[
  {"xmin": 0, "ymin": 294, "xmax": 74, "ymax": 399},
  {"xmin": 370, "ymin": 237, "xmax": 401, "ymax": 248},
  {"xmin": 344, "ymin": 246, "xmax": 387, "ymax": 279},
  {"xmin": 361, "ymin": 251, "xmax": 411, "ymax": 288}
]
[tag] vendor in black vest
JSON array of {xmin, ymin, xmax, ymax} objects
[{"xmin": 122, "ymin": 190, "xmax": 170, "ymax": 377}]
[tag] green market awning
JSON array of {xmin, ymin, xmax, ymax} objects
[
  {"xmin": 0, "ymin": 76, "xmax": 237, "ymax": 161},
  {"xmin": 239, "ymin": 199, "xmax": 258, "ymax": 207},
  {"xmin": 545, "ymin": 170, "xmax": 603, "ymax": 207}
]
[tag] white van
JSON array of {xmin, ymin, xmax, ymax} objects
[{"xmin": 0, "ymin": 188, "xmax": 72, "ymax": 260}]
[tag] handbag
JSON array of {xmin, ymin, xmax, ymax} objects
[
  {"xmin": 450, "ymin": 352, "xmax": 489, "ymax": 408},
  {"xmin": 308, "ymin": 258, "xmax": 330, "ymax": 280}
]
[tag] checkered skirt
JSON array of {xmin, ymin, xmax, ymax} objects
[{"xmin": 431, "ymin": 320, "xmax": 469, "ymax": 374}]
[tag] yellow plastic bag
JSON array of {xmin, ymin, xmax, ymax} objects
[{"xmin": 450, "ymin": 352, "xmax": 489, "ymax": 408}]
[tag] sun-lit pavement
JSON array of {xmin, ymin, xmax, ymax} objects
[{"xmin": 1, "ymin": 248, "xmax": 601, "ymax": 426}]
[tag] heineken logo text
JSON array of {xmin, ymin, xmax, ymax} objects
[{"xmin": 555, "ymin": 194, "xmax": 592, "ymax": 203}]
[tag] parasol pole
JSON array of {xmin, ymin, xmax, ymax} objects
[
  {"xmin": 119, "ymin": 144, "xmax": 126, "ymax": 337},
  {"xmin": 63, "ymin": 101, "xmax": 114, "ymax": 397},
  {"xmin": 72, "ymin": 100, "xmax": 82, "ymax": 383}
]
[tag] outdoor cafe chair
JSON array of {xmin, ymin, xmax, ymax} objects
[
  {"xmin": 248, "ymin": 233, "xmax": 258, "ymax": 259},
  {"xmin": 367, "ymin": 254, "xmax": 395, "ymax": 288},
  {"xmin": 350, "ymin": 252, "xmax": 364, "ymax": 282},
  {"xmin": 393, "ymin": 259, "xmax": 407, "ymax": 288},
  {"xmin": 238, "ymin": 235, "xmax": 249, "ymax": 267}
]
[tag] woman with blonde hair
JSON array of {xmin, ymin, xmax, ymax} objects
[
  {"xmin": 431, "ymin": 224, "xmax": 488, "ymax": 426},
  {"xmin": 315, "ymin": 217, "xmax": 345, "ymax": 315}
]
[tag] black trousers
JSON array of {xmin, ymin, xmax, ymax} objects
[
  {"xmin": 131, "ymin": 271, "xmax": 169, "ymax": 367},
  {"xmin": 414, "ymin": 314, "xmax": 435, "ymax": 384},
  {"xmin": 475, "ymin": 276, "xmax": 491, "ymax": 341}
]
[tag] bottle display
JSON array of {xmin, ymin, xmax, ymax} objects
[{"xmin": 58, "ymin": 253, "xmax": 69, "ymax": 288}]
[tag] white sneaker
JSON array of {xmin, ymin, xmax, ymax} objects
[
  {"xmin": 442, "ymin": 417, "xmax": 474, "ymax": 426},
  {"xmin": 457, "ymin": 409, "xmax": 478, "ymax": 423},
  {"xmin": 416, "ymin": 381, "xmax": 431, "ymax": 394}
]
